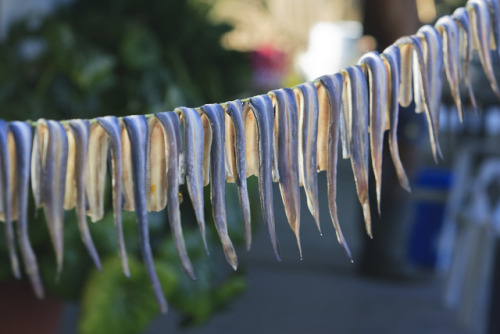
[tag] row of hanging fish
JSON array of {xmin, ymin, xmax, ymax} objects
[{"xmin": 0, "ymin": 0, "xmax": 498, "ymax": 313}]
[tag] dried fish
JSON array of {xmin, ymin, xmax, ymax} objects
[
  {"xmin": 294, "ymin": 82, "xmax": 321, "ymax": 234},
  {"xmin": 10, "ymin": 122, "xmax": 44, "ymax": 297},
  {"xmin": 315, "ymin": 82, "xmax": 329, "ymax": 172},
  {"xmin": 223, "ymin": 101, "xmax": 252, "ymax": 251},
  {"xmin": 123, "ymin": 115, "xmax": 168, "ymax": 314},
  {"xmin": 318, "ymin": 74, "xmax": 351, "ymax": 259},
  {"xmin": 146, "ymin": 117, "xmax": 167, "ymax": 212},
  {"xmin": 269, "ymin": 88, "xmax": 302, "ymax": 257},
  {"xmin": 381, "ymin": 45, "xmax": 411, "ymax": 192},
  {"xmin": 486, "ymin": 0, "xmax": 500, "ymax": 58},
  {"xmin": 223, "ymin": 110, "xmax": 236, "ymax": 183},
  {"xmin": 452, "ymin": 7, "xmax": 478, "ymax": 113},
  {"xmin": 242, "ymin": 102, "xmax": 259, "ymax": 178},
  {"xmin": 34, "ymin": 119, "xmax": 68, "ymax": 275},
  {"xmin": 418, "ymin": 25, "xmax": 444, "ymax": 135},
  {"xmin": 359, "ymin": 51, "xmax": 387, "ymax": 215},
  {"xmin": 155, "ymin": 112, "xmax": 196, "ymax": 279},
  {"xmin": 248, "ymin": 96, "xmax": 281, "ymax": 260},
  {"xmin": 0, "ymin": 120, "xmax": 20, "ymax": 278},
  {"xmin": 398, "ymin": 42, "xmax": 413, "ymax": 108},
  {"xmin": 96, "ymin": 116, "xmax": 130, "ymax": 277},
  {"xmin": 121, "ymin": 123, "xmax": 135, "ymax": 211},
  {"xmin": 436, "ymin": 16, "xmax": 464, "ymax": 122},
  {"xmin": 201, "ymin": 113, "xmax": 212, "ymax": 186},
  {"xmin": 175, "ymin": 107, "xmax": 208, "ymax": 253},
  {"xmin": 200, "ymin": 104, "xmax": 239, "ymax": 269},
  {"xmin": 467, "ymin": 0, "xmax": 500, "ymax": 98},
  {"xmin": 342, "ymin": 66, "xmax": 372, "ymax": 237},
  {"xmin": 396, "ymin": 35, "xmax": 442, "ymax": 162},
  {"xmin": 63, "ymin": 128, "xmax": 76, "ymax": 211},
  {"xmin": 85, "ymin": 123, "xmax": 108, "ymax": 222},
  {"xmin": 68, "ymin": 120, "xmax": 102, "ymax": 272}
]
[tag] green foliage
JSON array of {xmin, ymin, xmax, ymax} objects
[{"xmin": 0, "ymin": 0, "xmax": 253, "ymax": 331}]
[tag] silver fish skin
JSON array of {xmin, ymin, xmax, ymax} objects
[
  {"xmin": 200, "ymin": 104, "xmax": 239, "ymax": 269},
  {"xmin": 467, "ymin": 0, "xmax": 500, "ymax": 99},
  {"xmin": 123, "ymin": 115, "xmax": 168, "ymax": 314},
  {"xmin": 436, "ymin": 16, "xmax": 464, "ymax": 122},
  {"xmin": 319, "ymin": 74, "xmax": 352, "ymax": 259},
  {"xmin": 224, "ymin": 101, "xmax": 252, "ymax": 251},
  {"xmin": 10, "ymin": 122, "xmax": 44, "ymax": 297},
  {"xmin": 295, "ymin": 82, "xmax": 321, "ymax": 234},
  {"xmin": 171, "ymin": 113, "xmax": 185, "ymax": 186},
  {"xmin": 381, "ymin": 45, "xmax": 411, "ymax": 192},
  {"xmin": 155, "ymin": 112, "xmax": 196, "ymax": 280},
  {"xmin": 38, "ymin": 120, "xmax": 68, "ymax": 276},
  {"xmin": 417, "ymin": 25, "xmax": 444, "ymax": 146},
  {"xmin": 396, "ymin": 35, "xmax": 442, "ymax": 162},
  {"xmin": 175, "ymin": 107, "xmax": 208, "ymax": 253},
  {"xmin": 359, "ymin": 51, "xmax": 387, "ymax": 215},
  {"xmin": 0, "ymin": 120, "xmax": 21, "ymax": 278},
  {"xmin": 248, "ymin": 95, "xmax": 281, "ymax": 260},
  {"xmin": 68, "ymin": 120, "xmax": 102, "ymax": 272},
  {"xmin": 31, "ymin": 125, "xmax": 42, "ymax": 209},
  {"xmin": 486, "ymin": 0, "xmax": 500, "ymax": 57},
  {"xmin": 269, "ymin": 88, "xmax": 302, "ymax": 257},
  {"xmin": 342, "ymin": 66, "xmax": 372, "ymax": 237},
  {"xmin": 96, "ymin": 116, "xmax": 130, "ymax": 277},
  {"xmin": 452, "ymin": 7, "xmax": 478, "ymax": 113}
]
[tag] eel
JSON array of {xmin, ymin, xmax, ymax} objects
[
  {"xmin": 396, "ymin": 35, "xmax": 442, "ymax": 162},
  {"xmin": 342, "ymin": 66, "xmax": 372, "ymax": 237},
  {"xmin": 68, "ymin": 120, "xmax": 102, "ymax": 272},
  {"xmin": 34, "ymin": 119, "xmax": 68, "ymax": 276},
  {"xmin": 200, "ymin": 104, "xmax": 239, "ymax": 269},
  {"xmin": 96, "ymin": 116, "xmax": 130, "ymax": 277},
  {"xmin": 467, "ymin": 0, "xmax": 500, "ymax": 99},
  {"xmin": 452, "ymin": 7, "xmax": 478, "ymax": 113},
  {"xmin": 0, "ymin": 120, "xmax": 20, "ymax": 278},
  {"xmin": 436, "ymin": 16, "xmax": 464, "ymax": 122},
  {"xmin": 359, "ymin": 51, "xmax": 387, "ymax": 215},
  {"xmin": 155, "ymin": 112, "xmax": 196, "ymax": 279},
  {"xmin": 418, "ymin": 25, "xmax": 444, "ymax": 135},
  {"xmin": 175, "ymin": 107, "xmax": 208, "ymax": 253},
  {"xmin": 381, "ymin": 45, "xmax": 411, "ymax": 192},
  {"xmin": 10, "ymin": 122, "xmax": 44, "ymax": 297},
  {"xmin": 269, "ymin": 88, "xmax": 302, "ymax": 257},
  {"xmin": 122, "ymin": 115, "xmax": 168, "ymax": 314},
  {"xmin": 223, "ymin": 101, "xmax": 252, "ymax": 251},
  {"xmin": 318, "ymin": 74, "xmax": 352, "ymax": 259},
  {"xmin": 294, "ymin": 82, "xmax": 321, "ymax": 234},
  {"xmin": 85, "ymin": 122, "xmax": 109, "ymax": 222},
  {"xmin": 248, "ymin": 95, "xmax": 281, "ymax": 260}
]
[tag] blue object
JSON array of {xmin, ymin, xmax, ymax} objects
[{"xmin": 408, "ymin": 168, "xmax": 454, "ymax": 268}]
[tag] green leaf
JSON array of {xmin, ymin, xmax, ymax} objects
[{"xmin": 79, "ymin": 256, "xmax": 179, "ymax": 334}]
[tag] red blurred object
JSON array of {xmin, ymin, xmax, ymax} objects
[{"xmin": 250, "ymin": 45, "xmax": 288, "ymax": 90}]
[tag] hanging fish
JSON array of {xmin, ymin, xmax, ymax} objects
[
  {"xmin": 398, "ymin": 41, "xmax": 414, "ymax": 108},
  {"xmin": 417, "ymin": 25, "xmax": 444, "ymax": 149},
  {"xmin": 223, "ymin": 101, "xmax": 252, "ymax": 251},
  {"xmin": 396, "ymin": 35, "xmax": 442, "ymax": 162},
  {"xmin": 486, "ymin": 0, "xmax": 500, "ymax": 60},
  {"xmin": 342, "ymin": 66, "xmax": 372, "ymax": 237},
  {"xmin": 174, "ymin": 107, "xmax": 208, "ymax": 253},
  {"xmin": 248, "ymin": 95, "xmax": 281, "ymax": 260},
  {"xmin": 294, "ymin": 82, "xmax": 321, "ymax": 234},
  {"xmin": 436, "ymin": 16, "xmax": 464, "ymax": 122},
  {"xmin": 121, "ymin": 123, "xmax": 135, "ymax": 211},
  {"xmin": 85, "ymin": 122, "xmax": 109, "ymax": 222},
  {"xmin": 33, "ymin": 119, "xmax": 68, "ymax": 275},
  {"xmin": 381, "ymin": 45, "xmax": 411, "ymax": 192},
  {"xmin": 452, "ymin": 7, "xmax": 478, "ymax": 113},
  {"xmin": 318, "ymin": 74, "xmax": 352, "ymax": 259},
  {"xmin": 201, "ymin": 113, "xmax": 212, "ymax": 186},
  {"xmin": 269, "ymin": 88, "xmax": 302, "ymax": 257},
  {"xmin": 96, "ymin": 116, "xmax": 130, "ymax": 277},
  {"xmin": 0, "ymin": 120, "xmax": 20, "ymax": 278},
  {"xmin": 200, "ymin": 104, "xmax": 239, "ymax": 269},
  {"xmin": 155, "ymin": 112, "xmax": 195, "ymax": 279},
  {"xmin": 223, "ymin": 109, "xmax": 236, "ymax": 183},
  {"xmin": 10, "ymin": 122, "xmax": 44, "ymax": 297},
  {"xmin": 242, "ymin": 101, "xmax": 259, "ymax": 178},
  {"xmin": 467, "ymin": 0, "xmax": 500, "ymax": 99},
  {"xmin": 359, "ymin": 51, "xmax": 387, "ymax": 215},
  {"xmin": 146, "ymin": 117, "xmax": 168, "ymax": 212},
  {"xmin": 123, "ymin": 115, "xmax": 168, "ymax": 314},
  {"xmin": 68, "ymin": 120, "xmax": 102, "ymax": 272}
]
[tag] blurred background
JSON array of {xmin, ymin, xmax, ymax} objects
[{"xmin": 0, "ymin": 0, "xmax": 499, "ymax": 333}]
